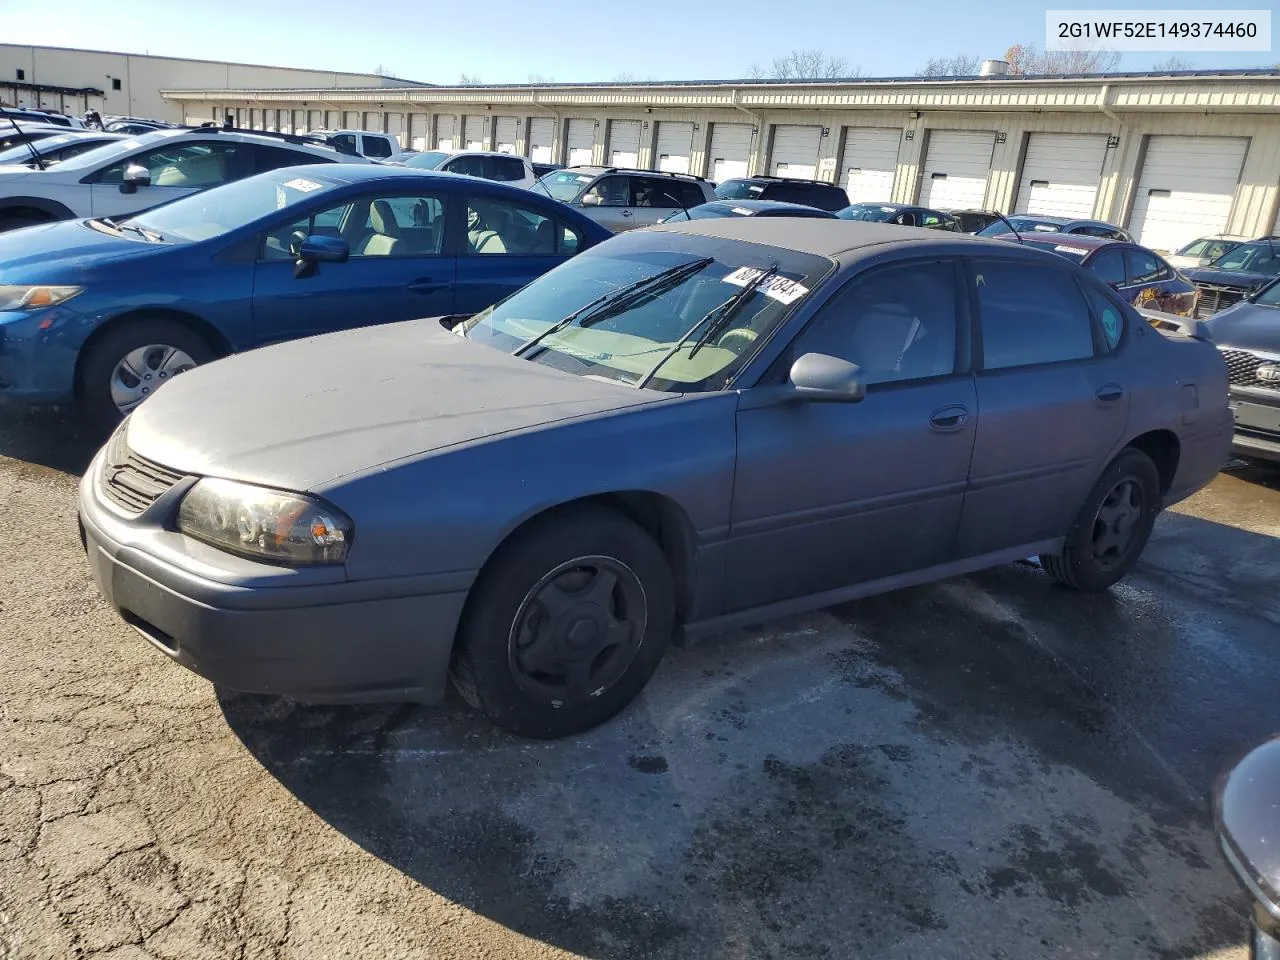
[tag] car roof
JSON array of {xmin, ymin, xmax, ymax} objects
[
  {"xmin": 1007, "ymin": 233, "xmax": 1128, "ymax": 251},
  {"xmin": 441, "ymin": 150, "xmax": 527, "ymax": 160},
  {"xmin": 706, "ymin": 198, "xmax": 826, "ymax": 212},
  {"xmin": 656, "ymin": 217, "xmax": 995, "ymax": 257}
]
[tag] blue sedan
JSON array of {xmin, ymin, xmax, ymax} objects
[{"xmin": 0, "ymin": 165, "xmax": 609, "ymax": 427}]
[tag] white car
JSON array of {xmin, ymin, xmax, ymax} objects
[
  {"xmin": 400, "ymin": 150, "xmax": 538, "ymax": 190},
  {"xmin": 0, "ymin": 130, "xmax": 127, "ymax": 168},
  {"xmin": 305, "ymin": 129, "xmax": 408, "ymax": 162},
  {"xmin": 0, "ymin": 127, "xmax": 367, "ymax": 232},
  {"xmin": 1166, "ymin": 235, "xmax": 1249, "ymax": 269}
]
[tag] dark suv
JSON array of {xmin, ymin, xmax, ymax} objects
[
  {"xmin": 714, "ymin": 176, "xmax": 849, "ymax": 212},
  {"xmin": 1184, "ymin": 238, "xmax": 1280, "ymax": 317}
]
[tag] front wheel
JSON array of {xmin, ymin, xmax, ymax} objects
[
  {"xmin": 451, "ymin": 506, "xmax": 674, "ymax": 738},
  {"xmin": 1040, "ymin": 448, "xmax": 1162, "ymax": 591}
]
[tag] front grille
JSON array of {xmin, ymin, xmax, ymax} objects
[
  {"xmin": 101, "ymin": 433, "xmax": 186, "ymax": 514},
  {"xmin": 1220, "ymin": 349, "xmax": 1280, "ymax": 390},
  {"xmin": 1194, "ymin": 284, "xmax": 1246, "ymax": 317}
]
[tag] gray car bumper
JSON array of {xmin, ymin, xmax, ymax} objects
[{"xmin": 78, "ymin": 462, "xmax": 470, "ymax": 705}]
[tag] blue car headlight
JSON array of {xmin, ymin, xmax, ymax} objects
[{"xmin": 0, "ymin": 285, "xmax": 84, "ymax": 312}]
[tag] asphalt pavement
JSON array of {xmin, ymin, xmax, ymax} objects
[{"xmin": 2, "ymin": 404, "xmax": 1277, "ymax": 959}]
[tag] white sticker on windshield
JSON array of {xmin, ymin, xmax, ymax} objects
[
  {"xmin": 731, "ymin": 207, "xmax": 753, "ymax": 216},
  {"xmin": 282, "ymin": 177, "xmax": 323, "ymax": 193},
  {"xmin": 1054, "ymin": 244, "xmax": 1091, "ymax": 256},
  {"xmin": 722, "ymin": 266, "xmax": 810, "ymax": 305}
]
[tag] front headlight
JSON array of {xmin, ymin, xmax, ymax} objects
[
  {"xmin": 177, "ymin": 478, "xmax": 352, "ymax": 566},
  {"xmin": 0, "ymin": 285, "xmax": 84, "ymax": 312}
]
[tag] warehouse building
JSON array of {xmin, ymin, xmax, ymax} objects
[{"xmin": 165, "ymin": 68, "xmax": 1280, "ymax": 253}]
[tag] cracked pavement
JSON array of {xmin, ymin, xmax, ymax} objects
[{"xmin": 2, "ymin": 406, "xmax": 1278, "ymax": 958}]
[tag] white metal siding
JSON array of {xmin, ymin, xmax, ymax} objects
[
  {"xmin": 566, "ymin": 119, "xmax": 595, "ymax": 166},
  {"xmin": 1128, "ymin": 135, "xmax": 1250, "ymax": 252},
  {"xmin": 494, "ymin": 117, "xmax": 518, "ymax": 154},
  {"xmin": 609, "ymin": 119, "xmax": 642, "ymax": 167},
  {"xmin": 920, "ymin": 130, "xmax": 995, "ymax": 209},
  {"xmin": 1014, "ymin": 133, "xmax": 1108, "ymax": 219},
  {"xmin": 529, "ymin": 118, "xmax": 554, "ymax": 162},
  {"xmin": 655, "ymin": 121, "xmax": 694, "ymax": 173},
  {"xmin": 463, "ymin": 115, "xmax": 485, "ymax": 150},
  {"xmin": 709, "ymin": 123, "xmax": 753, "ymax": 182},
  {"xmin": 771, "ymin": 125, "xmax": 822, "ymax": 179},
  {"xmin": 842, "ymin": 127, "xmax": 900, "ymax": 204},
  {"xmin": 435, "ymin": 115, "xmax": 456, "ymax": 151}
]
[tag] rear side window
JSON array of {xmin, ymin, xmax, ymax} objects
[
  {"xmin": 1087, "ymin": 248, "xmax": 1126, "ymax": 286},
  {"xmin": 255, "ymin": 144, "xmax": 331, "ymax": 172},
  {"xmin": 488, "ymin": 156, "xmax": 527, "ymax": 182},
  {"xmin": 1126, "ymin": 249, "xmax": 1171, "ymax": 284},
  {"xmin": 445, "ymin": 154, "xmax": 486, "ymax": 178},
  {"xmin": 972, "ymin": 259, "xmax": 1096, "ymax": 370},
  {"xmin": 1084, "ymin": 284, "xmax": 1126, "ymax": 350},
  {"xmin": 363, "ymin": 136, "xmax": 394, "ymax": 159}
]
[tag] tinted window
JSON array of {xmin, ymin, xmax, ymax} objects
[
  {"xmin": 95, "ymin": 141, "xmax": 245, "ymax": 187},
  {"xmin": 330, "ymin": 134, "xmax": 357, "ymax": 152},
  {"xmin": 363, "ymin": 135, "xmax": 394, "ymax": 159},
  {"xmin": 488, "ymin": 156, "xmax": 527, "ymax": 182},
  {"xmin": 631, "ymin": 177, "xmax": 702, "ymax": 209},
  {"xmin": 582, "ymin": 175, "xmax": 629, "ymax": 207},
  {"xmin": 675, "ymin": 181, "xmax": 707, "ymax": 208},
  {"xmin": 1087, "ymin": 249, "xmax": 1126, "ymax": 285},
  {"xmin": 792, "ymin": 261, "xmax": 958, "ymax": 385},
  {"xmin": 1084, "ymin": 285, "xmax": 1126, "ymax": 350},
  {"xmin": 263, "ymin": 192, "xmax": 447, "ymax": 260},
  {"xmin": 467, "ymin": 196, "xmax": 574, "ymax": 255},
  {"xmin": 973, "ymin": 259, "xmax": 1095, "ymax": 370},
  {"xmin": 714, "ymin": 179, "xmax": 764, "ymax": 200},
  {"xmin": 255, "ymin": 144, "xmax": 330, "ymax": 172},
  {"xmin": 1203, "ymin": 240, "xmax": 1238, "ymax": 261},
  {"xmin": 445, "ymin": 154, "xmax": 486, "ymax": 178},
  {"xmin": 1072, "ymin": 224, "xmax": 1124, "ymax": 240},
  {"xmin": 1125, "ymin": 248, "xmax": 1170, "ymax": 284}
]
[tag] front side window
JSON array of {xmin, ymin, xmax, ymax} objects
[
  {"xmin": 1087, "ymin": 249, "xmax": 1126, "ymax": 286},
  {"xmin": 789, "ymin": 260, "xmax": 958, "ymax": 386},
  {"xmin": 466, "ymin": 196, "xmax": 576, "ymax": 255},
  {"xmin": 330, "ymin": 133, "xmax": 357, "ymax": 152},
  {"xmin": 540, "ymin": 170, "xmax": 595, "ymax": 202},
  {"xmin": 1126, "ymin": 249, "xmax": 1170, "ymax": 284},
  {"xmin": 96, "ymin": 141, "xmax": 244, "ymax": 187},
  {"xmin": 582, "ymin": 175, "xmax": 630, "ymax": 207},
  {"xmin": 973, "ymin": 259, "xmax": 1096, "ymax": 370},
  {"xmin": 262, "ymin": 191, "xmax": 447, "ymax": 260},
  {"xmin": 363, "ymin": 135, "xmax": 394, "ymax": 159}
]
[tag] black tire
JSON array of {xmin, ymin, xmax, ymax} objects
[
  {"xmin": 0, "ymin": 214, "xmax": 50, "ymax": 233},
  {"xmin": 1040, "ymin": 447, "xmax": 1162, "ymax": 592},
  {"xmin": 452, "ymin": 505, "xmax": 675, "ymax": 739},
  {"xmin": 77, "ymin": 318, "xmax": 216, "ymax": 433}
]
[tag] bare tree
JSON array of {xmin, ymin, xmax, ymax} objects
[
  {"xmin": 1151, "ymin": 56, "xmax": 1192, "ymax": 71},
  {"xmin": 458, "ymin": 73, "xmax": 483, "ymax": 85},
  {"xmin": 747, "ymin": 49, "xmax": 858, "ymax": 80},
  {"xmin": 917, "ymin": 54, "xmax": 981, "ymax": 77},
  {"xmin": 613, "ymin": 71, "xmax": 636, "ymax": 82},
  {"xmin": 527, "ymin": 73, "xmax": 555, "ymax": 83},
  {"xmin": 1004, "ymin": 43, "xmax": 1121, "ymax": 75}
]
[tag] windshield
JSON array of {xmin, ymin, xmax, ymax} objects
[
  {"xmin": 977, "ymin": 217, "xmax": 1064, "ymax": 237},
  {"xmin": 459, "ymin": 230, "xmax": 832, "ymax": 392},
  {"xmin": 1210, "ymin": 242, "xmax": 1280, "ymax": 275},
  {"xmin": 837, "ymin": 204, "xmax": 897, "ymax": 222},
  {"xmin": 714, "ymin": 180, "xmax": 763, "ymax": 200},
  {"xmin": 403, "ymin": 151, "xmax": 450, "ymax": 170},
  {"xmin": 540, "ymin": 170, "xmax": 595, "ymax": 202},
  {"xmin": 1256, "ymin": 280, "xmax": 1280, "ymax": 306},
  {"xmin": 664, "ymin": 204, "xmax": 742, "ymax": 221},
  {"xmin": 125, "ymin": 169, "xmax": 336, "ymax": 243}
]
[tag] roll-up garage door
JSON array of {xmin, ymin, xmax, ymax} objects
[
  {"xmin": 342, "ymin": 111, "xmax": 358, "ymax": 129},
  {"xmin": 494, "ymin": 117, "xmax": 519, "ymax": 154},
  {"xmin": 463, "ymin": 115, "xmax": 485, "ymax": 150},
  {"xmin": 325, "ymin": 110, "xmax": 340, "ymax": 129},
  {"xmin": 408, "ymin": 114, "xmax": 428, "ymax": 151},
  {"xmin": 770, "ymin": 125, "xmax": 822, "ymax": 179},
  {"xmin": 264, "ymin": 110, "xmax": 278, "ymax": 132},
  {"xmin": 655, "ymin": 122, "xmax": 694, "ymax": 173},
  {"xmin": 528, "ymin": 118, "xmax": 554, "ymax": 162},
  {"xmin": 609, "ymin": 120, "xmax": 643, "ymax": 167},
  {"xmin": 709, "ymin": 123, "xmax": 752, "ymax": 182},
  {"xmin": 1014, "ymin": 133, "xmax": 1108, "ymax": 219},
  {"xmin": 307, "ymin": 110, "xmax": 323, "ymax": 133},
  {"xmin": 566, "ymin": 119, "xmax": 595, "ymax": 166},
  {"xmin": 920, "ymin": 130, "xmax": 995, "ymax": 209},
  {"xmin": 842, "ymin": 127, "xmax": 900, "ymax": 204},
  {"xmin": 435, "ymin": 115, "xmax": 456, "ymax": 151},
  {"xmin": 1128, "ymin": 135, "xmax": 1249, "ymax": 253},
  {"xmin": 385, "ymin": 113, "xmax": 405, "ymax": 148}
]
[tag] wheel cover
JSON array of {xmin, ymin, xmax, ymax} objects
[
  {"xmin": 507, "ymin": 555, "xmax": 648, "ymax": 706},
  {"xmin": 1090, "ymin": 477, "xmax": 1145, "ymax": 570},
  {"xmin": 108, "ymin": 344, "xmax": 197, "ymax": 414}
]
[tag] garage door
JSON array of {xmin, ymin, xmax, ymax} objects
[
  {"xmin": 709, "ymin": 123, "xmax": 753, "ymax": 182},
  {"xmin": 325, "ymin": 110, "xmax": 340, "ymax": 129},
  {"xmin": 435, "ymin": 115, "xmax": 456, "ymax": 151},
  {"xmin": 920, "ymin": 130, "xmax": 995, "ymax": 209},
  {"xmin": 385, "ymin": 113, "xmax": 405, "ymax": 148},
  {"xmin": 842, "ymin": 127, "xmax": 900, "ymax": 204},
  {"xmin": 1014, "ymin": 133, "xmax": 1108, "ymax": 219},
  {"xmin": 494, "ymin": 117, "xmax": 519, "ymax": 154},
  {"xmin": 771, "ymin": 125, "xmax": 822, "ymax": 179},
  {"xmin": 408, "ymin": 114, "xmax": 428, "ymax": 151},
  {"xmin": 307, "ymin": 110, "xmax": 323, "ymax": 133},
  {"xmin": 566, "ymin": 119, "xmax": 595, "ymax": 166},
  {"xmin": 463, "ymin": 115, "xmax": 485, "ymax": 150},
  {"xmin": 528, "ymin": 118, "xmax": 554, "ymax": 163},
  {"xmin": 655, "ymin": 122, "xmax": 693, "ymax": 173},
  {"xmin": 343, "ymin": 111, "xmax": 358, "ymax": 129},
  {"xmin": 609, "ymin": 120, "xmax": 642, "ymax": 167},
  {"xmin": 1128, "ymin": 135, "xmax": 1249, "ymax": 253}
]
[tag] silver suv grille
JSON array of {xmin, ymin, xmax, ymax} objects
[
  {"xmin": 101, "ymin": 430, "xmax": 186, "ymax": 514},
  {"xmin": 1220, "ymin": 349, "xmax": 1280, "ymax": 390}
]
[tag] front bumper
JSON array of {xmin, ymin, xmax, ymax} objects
[
  {"xmin": 1229, "ymin": 386, "xmax": 1280, "ymax": 463},
  {"xmin": 0, "ymin": 306, "xmax": 83, "ymax": 404},
  {"xmin": 78, "ymin": 447, "xmax": 472, "ymax": 703}
]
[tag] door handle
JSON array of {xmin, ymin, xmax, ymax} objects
[
  {"xmin": 1096, "ymin": 384, "xmax": 1124, "ymax": 404},
  {"xmin": 407, "ymin": 279, "xmax": 452, "ymax": 294},
  {"xmin": 929, "ymin": 404, "xmax": 970, "ymax": 432},
  {"xmin": 620, "ymin": 209, "xmax": 633, "ymax": 217}
]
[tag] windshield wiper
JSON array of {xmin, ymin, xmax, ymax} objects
[
  {"xmin": 636, "ymin": 264, "xmax": 779, "ymax": 389},
  {"xmin": 116, "ymin": 222, "xmax": 164, "ymax": 243},
  {"xmin": 513, "ymin": 256, "xmax": 714, "ymax": 359}
]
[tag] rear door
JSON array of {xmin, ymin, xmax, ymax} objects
[
  {"xmin": 727, "ymin": 258, "xmax": 976, "ymax": 609},
  {"xmin": 955, "ymin": 256, "xmax": 1130, "ymax": 559}
]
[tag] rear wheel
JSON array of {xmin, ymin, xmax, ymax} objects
[
  {"xmin": 78, "ymin": 319, "xmax": 215, "ymax": 433},
  {"xmin": 1040, "ymin": 448, "xmax": 1162, "ymax": 591},
  {"xmin": 451, "ymin": 506, "xmax": 674, "ymax": 738}
]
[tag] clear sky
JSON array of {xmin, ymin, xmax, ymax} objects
[{"xmin": 0, "ymin": 0, "xmax": 1272, "ymax": 83}]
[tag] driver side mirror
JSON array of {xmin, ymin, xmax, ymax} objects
[
  {"xmin": 294, "ymin": 235, "xmax": 350, "ymax": 279},
  {"xmin": 581, "ymin": 194, "xmax": 602, "ymax": 207},
  {"xmin": 789, "ymin": 353, "xmax": 866, "ymax": 403},
  {"xmin": 119, "ymin": 162, "xmax": 151, "ymax": 194}
]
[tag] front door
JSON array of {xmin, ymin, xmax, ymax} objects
[
  {"xmin": 579, "ymin": 174, "xmax": 635, "ymax": 231},
  {"xmin": 727, "ymin": 259, "xmax": 977, "ymax": 610},
  {"xmin": 955, "ymin": 257, "xmax": 1130, "ymax": 558},
  {"xmin": 251, "ymin": 188, "xmax": 456, "ymax": 346}
]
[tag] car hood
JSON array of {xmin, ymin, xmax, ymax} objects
[
  {"xmin": 1206, "ymin": 301, "xmax": 1280, "ymax": 353},
  {"xmin": 126, "ymin": 319, "xmax": 672, "ymax": 491},
  {"xmin": 0, "ymin": 219, "xmax": 150, "ymax": 278},
  {"xmin": 1184, "ymin": 268, "xmax": 1273, "ymax": 290}
]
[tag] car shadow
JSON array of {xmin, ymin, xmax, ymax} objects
[
  {"xmin": 1224, "ymin": 457, "xmax": 1280, "ymax": 491},
  {"xmin": 218, "ymin": 510, "xmax": 1272, "ymax": 959},
  {"xmin": 0, "ymin": 404, "xmax": 102, "ymax": 477}
]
